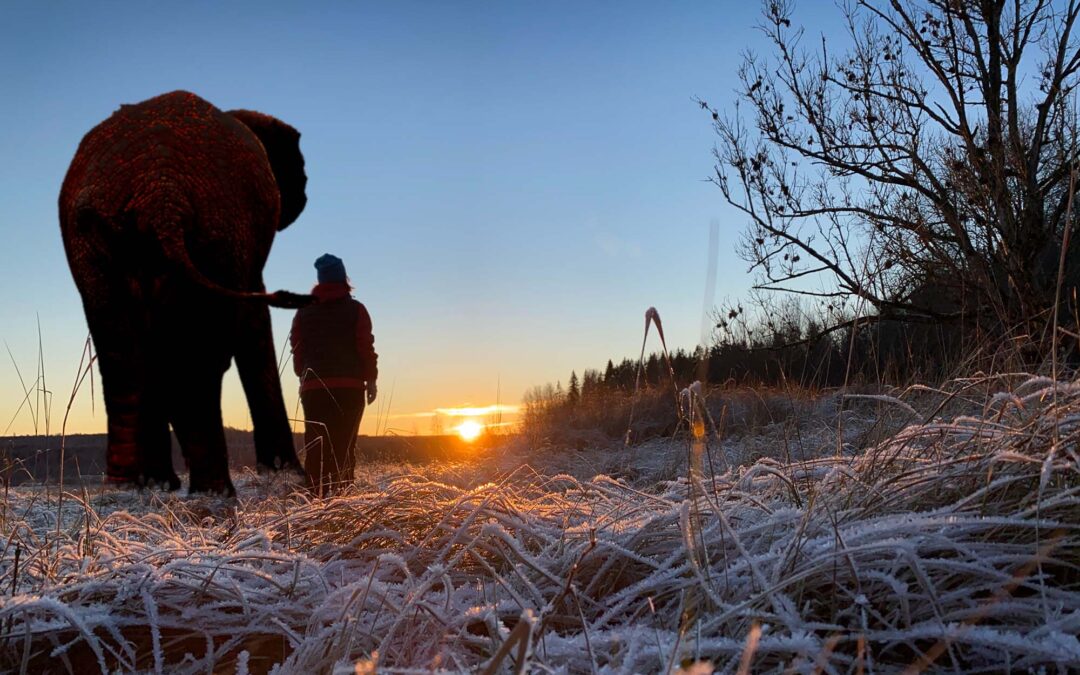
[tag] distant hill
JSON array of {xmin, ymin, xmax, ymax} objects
[{"xmin": 0, "ymin": 429, "xmax": 497, "ymax": 485}]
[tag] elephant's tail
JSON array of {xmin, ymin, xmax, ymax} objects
[{"xmin": 150, "ymin": 213, "xmax": 315, "ymax": 309}]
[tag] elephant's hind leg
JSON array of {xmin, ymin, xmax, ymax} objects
[
  {"xmin": 102, "ymin": 385, "xmax": 141, "ymax": 484},
  {"xmin": 83, "ymin": 289, "xmax": 147, "ymax": 485},
  {"xmin": 170, "ymin": 371, "xmax": 235, "ymax": 496},
  {"xmin": 134, "ymin": 312, "xmax": 181, "ymax": 490},
  {"xmin": 138, "ymin": 379, "xmax": 180, "ymax": 491},
  {"xmin": 91, "ymin": 307, "xmax": 178, "ymax": 488}
]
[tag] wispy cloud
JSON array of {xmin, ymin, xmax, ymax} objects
[
  {"xmin": 595, "ymin": 231, "xmax": 642, "ymax": 259},
  {"xmin": 387, "ymin": 404, "xmax": 520, "ymax": 420},
  {"xmin": 433, "ymin": 404, "xmax": 519, "ymax": 417}
]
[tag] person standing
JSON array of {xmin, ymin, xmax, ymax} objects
[{"xmin": 290, "ymin": 254, "xmax": 378, "ymax": 495}]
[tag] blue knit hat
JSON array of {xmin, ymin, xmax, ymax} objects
[{"xmin": 315, "ymin": 253, "xmax": 347, "ymax": 283}]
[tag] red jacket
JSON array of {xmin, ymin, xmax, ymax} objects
[{"xmin": 290, "ymin": 283, "xmax": 378, "ymax": 392}]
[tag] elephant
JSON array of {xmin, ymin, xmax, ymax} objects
[{"xmin": 59, "ymin": 90, "xmax": 312, "ymax": 495}]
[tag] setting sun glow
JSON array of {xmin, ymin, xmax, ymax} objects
[{"xmin": 455, "ymin": 419, "xmax": 483, "ymax": 442}]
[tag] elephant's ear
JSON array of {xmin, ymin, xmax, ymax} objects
[{"xmin": 228, "ymin": 110, "xmax": 308, "ymax": 230}]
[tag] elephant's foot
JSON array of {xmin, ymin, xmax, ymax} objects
[
  {"xmin": 141, "ymin": 472, "xmax": 182, "ymax": 492},
  {"xmin": 256, "ymin": 455, "xmax": 306, "ymax": 479},
  {"xmin": 253, "ymin": 430, "xmax": 303, "ymax": 478},
  {"xmin": 187, "ymin": 476, "xmax": 237, "ymax": 498}
]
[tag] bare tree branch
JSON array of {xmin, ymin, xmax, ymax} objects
[{"xmin": 705, "ymin": 0, "xmax": 1080, "ymax": 353}]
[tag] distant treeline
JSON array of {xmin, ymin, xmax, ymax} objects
[
  {"xmin": 535, "ymin": 311, "xmax": 970, "ymax": 407},
  {"xmin": 521, "ymin": 306, "xmax": 978, "ymax": 444}
]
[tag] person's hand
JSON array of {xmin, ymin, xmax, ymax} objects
[{"xmin": 366, "ymin": 381, "xmax": 378, "ymax": 405}]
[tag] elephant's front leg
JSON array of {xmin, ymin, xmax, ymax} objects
[{"xmin": 235, "ymin": 302, "xmax": 302, "ymax": 474}]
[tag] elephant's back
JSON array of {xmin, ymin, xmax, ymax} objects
[
  {"xmin": 58, "ymin": 91, "xmax": 280, "ymax": 283},
  {"xmin": 61, "ymin": 91, "xmax": 273, "ymax": 215}
]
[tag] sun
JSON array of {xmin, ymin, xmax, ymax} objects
[{"xmin": 455, "ymin": 419, "xmax": 484, "ymax": 442}]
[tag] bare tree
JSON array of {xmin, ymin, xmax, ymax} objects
[{"xmin": 702, "ymin": 0, "xmax": 1080, "ymax": 353}]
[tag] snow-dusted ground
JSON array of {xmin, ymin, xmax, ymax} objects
[{"xmin": 1, "ymin": 378, "xmax": 1078, "ymax": 673}]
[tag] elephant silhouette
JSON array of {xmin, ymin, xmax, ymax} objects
[{"xmin": 59, "ymin": 90, "xmax": 311, "ymax": 495}]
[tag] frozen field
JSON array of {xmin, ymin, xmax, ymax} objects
[{"xmin": 0, "ymin": 376, "xmax": 1078, "ymax": 673}]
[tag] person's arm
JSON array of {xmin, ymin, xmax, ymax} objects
[
  {"xmin": 356, "ymin": 302, "xmax": 378, "ymax": 403},
  {"xmin": 290, "ymin": 312, "xmax": 304, "ymax": 378}
]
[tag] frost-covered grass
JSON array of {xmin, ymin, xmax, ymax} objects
[{"xmin": 0, "ymin": 375, "xmax": 1078, "ymax": 673}]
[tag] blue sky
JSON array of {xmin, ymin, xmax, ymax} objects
[{"xmin": 0, "ymin": 1, "xmax": 838, "ymax": 435}]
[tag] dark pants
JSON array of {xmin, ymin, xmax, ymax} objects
[{"xmin": 301, "ymin": 387, "xmax": 365, "ymax": 496}]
